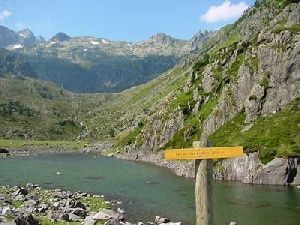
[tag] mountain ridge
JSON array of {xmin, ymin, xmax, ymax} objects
[{"xmin": 0, "ymin": 25, "xmax": 212, "ymax": 93}]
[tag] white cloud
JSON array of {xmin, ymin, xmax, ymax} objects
[
  {"xmin": 201, "ymin": 1, "xmax": 249, "ymax": 23},
  {"xmin": 0, "ymin": 9, "xmax": 11, "ymax": 22}
]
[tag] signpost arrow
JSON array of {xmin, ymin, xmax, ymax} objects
[{"xmin": 164, "ymin": 141, "xmax": 244, "ymax": 225}]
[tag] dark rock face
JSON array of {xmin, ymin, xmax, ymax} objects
[
  {"xmin": 49, "ymin": 32, "xmax": 70, "ymax": 42},
  {"xmin": 0, "ymin": 25, "xmax": 19, "ymax": 48},
  {"xmin": 0, "ymin": 148, "xmax": 9, "ymax": 153}
]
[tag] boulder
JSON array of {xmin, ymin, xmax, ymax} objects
[
  {"xmin": 68, "ymin": 213, "xmax": 82, "ymax": 222},
  {"xmin": 155, "ymin": 216, "xmax": 171, "ymax": 224},
  {"xmin": 13, "ymin": 187, "xmax": 28, "ymax": 196},
  {"xmin": 1, "ymin": 206, "xmax": 14, "ymax": 217},
  {"xmin": 72, "ymin": 207, "xmax": 87, "ymax": 218},
  {"xmin": 60, "ymin": 213, "xmax": 69, "ymax": 221},
  {"xmin": 83, "ymin": 215, "xmax": 97, "ymax": 225},
  {"xmin": 14, "ymin": 214, "xmax": 39, "ymax": 225},
  {"xmin": 74, "ymin": 201, "xmax": 86, "ymax": 210},
  {"xmin": 24, "ymin": 200, "xmax": 37, "ymax": 208},
  {"xmin": 93, "ymin": 209, "xmax": 124, "ymax": 221}
]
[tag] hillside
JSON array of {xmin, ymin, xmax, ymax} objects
[
  {"xmin": 0, "ymin": 63, "xmax": 189, "ymax": 141},
  {"xmin": 117, "ymin": 0, "xmax": 300, "ymax": 163}
]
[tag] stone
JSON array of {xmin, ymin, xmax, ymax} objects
[
  {"xmin": 83, "ymin": 215, "xmax": 97, "ymax": 225},
  {"xmin": 72, "ymin": 207, "xmax": 87, "ymax": 218},
  {"xmin": 60, "ymin": 213, "xmax": 70, "ymax": 221},
  {"xmin": 68, "ymin": 213, "xmax": 82, "ymax": 222},
  {"xmin": 47, "ymin": 212, "xmax": 60, "ymax": 221},
  {"xmin": 53, "ymin": 191, "xmax": 67, "ymax": 199},
  {"xmin": 25, "ymin": 183, "xmax": 39, "ymax": 189},
  {"xmin": 14, "ymin": 214, "xmax": 39, "ymax": 225},
  {"xmin": 1, "ymin": 206, "xmax": 14, "ymax": 216},
  {"xmin": 229, "ymin": 222, "xmax": 237, "ymax": 225},
  {"xmin": 24, "ymin": 200, "xmax": 37, "ymax": 208},
  {"xmin": 13, "ymin": 187, "xmax": 28, "ymax": 196},
  {"xmin": 53, "ymin": 202, "xmax": 60, "ymax": 208},
  {"xmin": 93, "ymin": 209, "xmax": 124, "ymax": 221},
  {"xmin": 117, "ymin": 208, "xmax": 125, "ymax": 214},
  {"xmin": 74, "ymin": 201, "xmax": 86, "ymax": 210},
  {"xmin": 159, "ymin": 223, "xmax": 181, "ymax": 225},
  {"xmin": 155, "ymin": 216, "xmax": 171, "ymax": 224}
]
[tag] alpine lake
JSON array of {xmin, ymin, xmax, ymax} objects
[{"xmin": 0, "ymin": 153, "xmax": 299, "ymax": 225}]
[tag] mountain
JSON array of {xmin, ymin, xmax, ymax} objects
[
  {"xmin": 116, "ymin": 0, "xmax": 300, "ymax": 164},
  {"xmin": 17, "ymin": 29, "xmax": 38, "ymax": 46},
  {"xmin": 0, "ymin": 25, "xmax": 42, "ymax": 49},
  {"xmin": 49, "ymin": 32, "xmax": 70, "ymax": 42},
  {"xmin": 13, "ymin": 31, "xmax": 211, "ymax": 93}
]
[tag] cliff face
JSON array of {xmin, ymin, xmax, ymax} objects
[
  {"xmin": 215, "ymin": 153, "xmax": 300, "ymax": 185},
  {"xmin": 118, "ymin": 1, "xmax": 300, "ymax": 183}
]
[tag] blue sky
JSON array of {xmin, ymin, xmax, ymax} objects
[{"xmin": 0, "ymin": 0, "xmax": 254, "ymax": 42}]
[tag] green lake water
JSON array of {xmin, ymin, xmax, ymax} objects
[{"xmin": 0, "ymin": 153, "xmax": 299, "ymax": 225}]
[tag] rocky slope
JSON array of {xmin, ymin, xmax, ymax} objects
[
  {"xmin": 0, "ymin": 184, "xmax": 181, "ymax": 225},
  {"xmin": 117, "ymin": 0, "xmax": 300, "ymax": 183}
]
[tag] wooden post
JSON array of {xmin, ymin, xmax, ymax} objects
[{"xmin": 193, "ymin": 140, "xmax": 214, "ymax": 225}]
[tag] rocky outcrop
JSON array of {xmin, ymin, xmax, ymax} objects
[
  {"xmin": 201, "ymin": 10, "xmax": 300, "ymax": 139},
  {"xmin": 215, "ymin": 153, "xmax": 300, "ymax": 185}
]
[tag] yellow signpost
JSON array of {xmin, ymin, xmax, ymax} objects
[
  {"xmin": 164, "ymin": 146, "xmax": 243, "ymax": 160},
  {"xmin": 164, "ymin": 142, "xmax": 244, "ymax": 225}
]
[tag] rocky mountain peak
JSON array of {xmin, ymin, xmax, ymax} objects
[
  {"xmin": 18, "ymin": 29, "xmax": 37, "ymax": 46},
  {"xmin": 18, "ymin": 29, "xmax": 34, "ymax": 39},
  {"xmin": 50, "ymin": 32, "xmax": 70, "ymax": 42},
  {"xmin": 149, "ymin": 33, "xmax": 178, "ymax": 45},
  {"xmin": 190, "ymin": 30, "xmax": 214, "ymax": 51}
]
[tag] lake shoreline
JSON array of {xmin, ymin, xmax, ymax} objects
[
  {"xmin": 0, "ymin": 184, "xmax": 181, "ymax": 225},
  {"xmin": 2, "ymin": 145, "xmax": 300, "ymax": 186}
]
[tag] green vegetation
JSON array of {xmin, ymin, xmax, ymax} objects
[
  {"xmin": 117, "ymin": 121, "xmax": 145, "ymax": 147},
  {"xmin": 80, "ymin": 195, "xmax": 109, "ymax": 212},
  {"xmin": 164, "ymin": 97, "xmax": 219, "ymax": 149},
  {"xmin": 209, "ymin": 33, "xmax": 240, "ymax": 60},
  {"xmin": 226, "ymin": 53, "xmax": 245, "ymax": 79},
  {"xmin": 0, "ymin": 101, "xmax": 35, "ymax": 117},
  {"xmin": 210, "ymin": 98, "xmax": 300, "ymax": 164},
  {"xmin": 39, "ymin": 217, "xmax": 81, "ymax": 225},
  {"xmin": 259, "ymin": 72, "xmax": 271, "ymax": 88},
  {"xmin": 10, "ymin": 200, "xmax": 23, "ymax": 208},
  {"xmin": 273, "ymin": 23, "xmax": 300, "ymax": 34},
  {"xmin": 0, "ymin": 139, "xmax": 89, "ymax": 150}
]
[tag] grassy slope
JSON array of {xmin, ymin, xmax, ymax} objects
[
  {"xmin": 210, "ymin": 98, "xmax": 300, "ymax": 163},
  {"xmin": 0, "ymin": 64, "xmax": 189, "ymax": 147}
]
